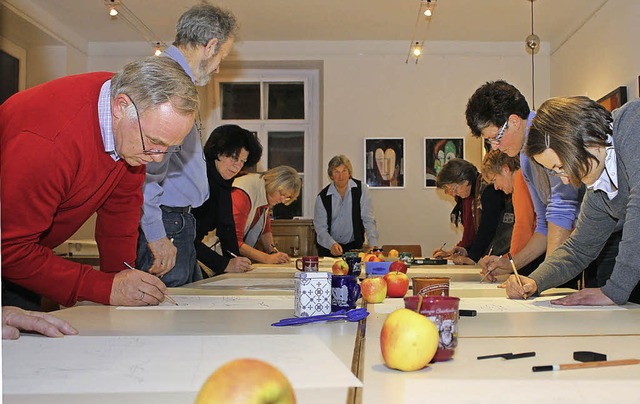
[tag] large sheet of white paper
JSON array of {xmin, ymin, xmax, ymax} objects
[
  {"xmin": 3, "ymin": 334, "xmax": 362, "ymax": 395},
  {"xmin": 373, "ymin": 295, "xmax": 632, "ymax": 314},
  {"xmin": 116, "ymin": 295, "xmax": 294, "ymax": 310},
  {"xmin": 200, "ymin": 277, "xmax": 295, "ymax": 290}
]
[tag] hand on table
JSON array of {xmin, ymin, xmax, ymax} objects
[
  {"xmin": 110, "ymin": 269, "xmax": 168, "ymax": 306},
  {"xmin": 330, "ymin": 243, "xmax": 343, "ymax": 256},
  {"xmin": 502, "ymin": 274, "xmax": 537, "ymax": 299},
  {"xmin": 2, "ymin": 306, "xmax": 78, "ymax": 340},
  {"xmin": 479, "ymin": 255, "xmax": 512, "ymax": 283},
  {"xmin": 225, "ymin": 257, "xmax": 253, "ymax": 273},
  {"xmin": 147, "ymin": 237, "xmax": 177, "ymax": 278},
  {"xmin": 266, "ymin": 252, "xmax": 290, "ymax": 264},
  {"xmin": 550, "ymin": 288, "xmax": 615, "ymax": 306}
]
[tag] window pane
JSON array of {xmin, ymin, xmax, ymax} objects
[
  {"xmin": 267, "ymin": 82, "xmax": 304, "ymax": 119},
  {"xmin": 221, "ymin": 83, "xmax": 260, "ymax": 119},
  {"xmin": 272, "ymin": 180, "xmax": 303, "ymax": 219},
  {"xmin": 268, "ymin": 131, "xmax": 304, "ymax": 172}
]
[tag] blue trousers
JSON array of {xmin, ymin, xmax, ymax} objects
[{"xmin": 136, "ymin": 211, "xmax": 203, "ymax": 287}]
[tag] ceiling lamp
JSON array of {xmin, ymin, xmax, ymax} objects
[
  {"xmin": 104, "ymin": 0, "xmax": 166, "ymax": 57},
  {"xmin": 406, "ymin": 0, "xmax": 437, "ymax": 64},
  {"xmin": 525, "ymin": 0, "xmax": 540, "ymax": 109},
  {"xmin": 154, "ymin": 42, "xmax": 163, "ymax": 57}
]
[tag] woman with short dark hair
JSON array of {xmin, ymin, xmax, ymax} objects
[{"xmin": 193, "ymin": 125, "xmax": 262, "ymax": 276}]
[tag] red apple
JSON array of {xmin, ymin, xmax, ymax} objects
[
  {"xmin": 383, "ymin": 271, "xmax": 410, "ymax": 297},
  {"xmin": 363, "ymin": 253, "xmax": 378, "ymax": 262},
  {"xmin": 331, "ymin": 259, "xmax": 349, "ymax": 275},
  {"xmin": 389, "ymin": 260, "xmax": 407, "ymax": 274},
  {"xmin": 361, "ymin": 276, "xmax": 387, "ymax": 303},
  {"xmin": 380, "ymin": 308, "xmax": 439, "ymax": 371},
  {"xmin": 196, "ymin": 358, "xmax": 296, "ymax": 404}
]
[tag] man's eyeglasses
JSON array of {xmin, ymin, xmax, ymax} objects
[
  {"xmin": 486, "ymin": 121, "xmax": 508, "ymax": 146},
  {"xmin": 542, "ymin": 166, "xmax": 568, "ymax": 177},
  {"xmin": 129, "ymin": 97, "xmax": 182, "ymax": 155}
]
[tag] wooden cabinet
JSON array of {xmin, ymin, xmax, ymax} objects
[{"xmin": 269, "ymin": 219, "xmax": 317, "ymax": 257}]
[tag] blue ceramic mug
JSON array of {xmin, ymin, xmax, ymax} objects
[
  {"xmin": 331, "ymin": 275, "xmax": 361, "ymax": 312},
  {"xmin": 343, "ymin": 256, "xmax": 362, "ymax": 276}
]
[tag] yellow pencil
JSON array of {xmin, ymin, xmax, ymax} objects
[
  {"xmin": 506, "ymin": 252, "xmax": 526, "ymax": 299},
  {"xmin": 479, "ymin": 247, "xmax": 494, "ymax": 283}
]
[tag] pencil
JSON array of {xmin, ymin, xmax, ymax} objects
[
  {"xmin": 506, "ymin": 252, "xmax": 526, "ymax": 299},
  {"xmin": 532, "ymin": 358, "xmax": 640, "ymax": 372},
  {"xmin": 479, "ymin": 247, "xmax": 494, "ymax": 283},
  {"xmin": 123, "ymin": 261, "xmax": 178, "ymax": 306},
  {"xmin": 270, "ymin": 244, "xmax": 280, "ymax": 253},
  {"xmin": 227, "ymin": 250, "xmax": 239, "ymax": 258}
]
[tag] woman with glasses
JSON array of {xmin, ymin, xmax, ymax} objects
[
  {"xmin": 479, "ymin": 150, "xmax": 543, "ymax": 279},
  {"xmin": 433, "ymin": 158, "xmax": 513, "ymax": 265},
  {"xmin": 231, "ymin": 166, "xmax": 301, "ymax": 264},
  {"xmin": 193, "ymin": 125, "xmax": 263, "ymax": 276},
  {"xmin": 504, "ymin": 96, "xmax": 640, "ymax": 305}
]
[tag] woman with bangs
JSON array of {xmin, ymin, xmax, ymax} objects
[{"xmin": 504, "ymin": 96, "xmax": 640, "ymax": 305}]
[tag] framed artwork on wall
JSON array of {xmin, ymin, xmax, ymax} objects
[
  {"xmin": 597, "ymin": 86, "xmax": 627, "ymax": 112},
  {"xmin": 364, "ymin": 138, "xmax": 405, "ymax": 189},
  {"xmin": 424, "ymin": 138, "xmax": 464, "ymax": 188}
]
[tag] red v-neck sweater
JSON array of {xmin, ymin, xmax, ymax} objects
[{"xmin": 1, "ymin": 73, "xmax": 145, "ymax": 306}]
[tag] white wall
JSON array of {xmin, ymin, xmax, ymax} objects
[
  {"xmin": 6, "ymin": 0, "xmax": 637, "ymax": 255},
  {"xmin": 551, "ymin": 0, "xmax": 640, "ymax": 101}
]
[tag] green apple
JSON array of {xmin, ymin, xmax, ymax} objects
[
  {"xmin": 380, "ymin": 308, "xmax": 438, "ymax": 371},
  {"xmin": 361, "ymin": 276, "xmax": 387, "ymax": 303},
  {"xmin": 196, "ymin": 358, "xmax": 296, "ymax": 404}
]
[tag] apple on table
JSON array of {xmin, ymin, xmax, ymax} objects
[
  {"xmin": 361, "ymin": 276, "xmax": 387, "ymax": 303},
  {"xmin": 383, "ymin": 271, "xmax": 409, "ymax": 298},
  {"xmin": 331, "ymin": 259, "xmax": 349, "ymax": 275},
  {"xmin": 196, "ymin": 358, "xmax": 296, "ymax": 404},
  {"xmin": 380, "ymin": 309, "xmax": 439, "ymax": 371},
  {"xmin": 387, "ymin": 249, "xmax": 399, "ymax": 258},
  {"xmin": 388, "ymin": 260, "xmax": 407, "ymax": 274}
]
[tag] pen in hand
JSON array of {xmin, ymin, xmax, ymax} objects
[
  {"xmin": 507, "ymin": 252, "xmax": 527, "ymax": 299},
  {"xmin": 123, "ymin": 261, "xmax": 178, "ymax": 306},
  {"xmin": 270, "ymin": 243, "xmax": 280, "ymax": 254},
  {"xmin": 479, "ymin": 246, "xmax": 494, "ymax": 283}
]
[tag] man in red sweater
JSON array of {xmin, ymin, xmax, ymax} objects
[{"xmin": 1, "ymin": 56, "xmax": 199, "ymax": 310}]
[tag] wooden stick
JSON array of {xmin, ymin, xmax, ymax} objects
[
  {"xmin": 507, "ymin": 252, "xmax": 526, "ymax": 299},
  {"xmin": 479, "ymin": 247, "xmax": 494, "ymax": 283},
  {"xmin": 123, "ymin": 261, "xmax": 178, "ymax": 306},
  {"xmin": 533, "ymin": 359, "xmax": 640, "ymax": 372}
]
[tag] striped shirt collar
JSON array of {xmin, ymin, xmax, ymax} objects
[{"xmin": 98, "ymin": 80, "xmax": 119, "ymax": 161}]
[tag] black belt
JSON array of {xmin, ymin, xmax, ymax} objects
[{"xmin": 160, "ymin": 205, "xmax": 192, "ymax": 214}]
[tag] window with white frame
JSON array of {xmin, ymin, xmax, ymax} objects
[{"xmin": 211, "ymin": 68, "xmax": 320, "ymax": 219}]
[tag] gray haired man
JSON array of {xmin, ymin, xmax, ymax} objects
[{"xmin": 137, "ymin": 3, "xmax": 240, "ymax": 286}]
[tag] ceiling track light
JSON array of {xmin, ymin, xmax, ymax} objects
[
  {"xmin": 406, "ymin": 0, "xmax": 437, "ymax": 64},
  {"xmin": 104, "ymin": 0, "xmax": 165, "ymax": 56}
]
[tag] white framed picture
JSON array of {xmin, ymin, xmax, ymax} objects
[{"xmin": 364, "ymin": 138, "xmax": 405, "ymax": 189}]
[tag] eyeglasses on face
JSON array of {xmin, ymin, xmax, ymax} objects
[
  {"xmin": 486, "ymin": 120, "xmax": 508, "ymax": 146},
  {"xmin": 444, "ymin": 183, "xmax": 460, "ymax": 195},
  {"xmin": 128, "ymin": 96, "xmax": 182, "ymax": 155},
  {"xmin": 278, "ymin": 189, "xmax": 293, "ymax": 203},
  {"xmin": 542, "ymin": 166, "xmax": 568, "ymax": 177}
]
